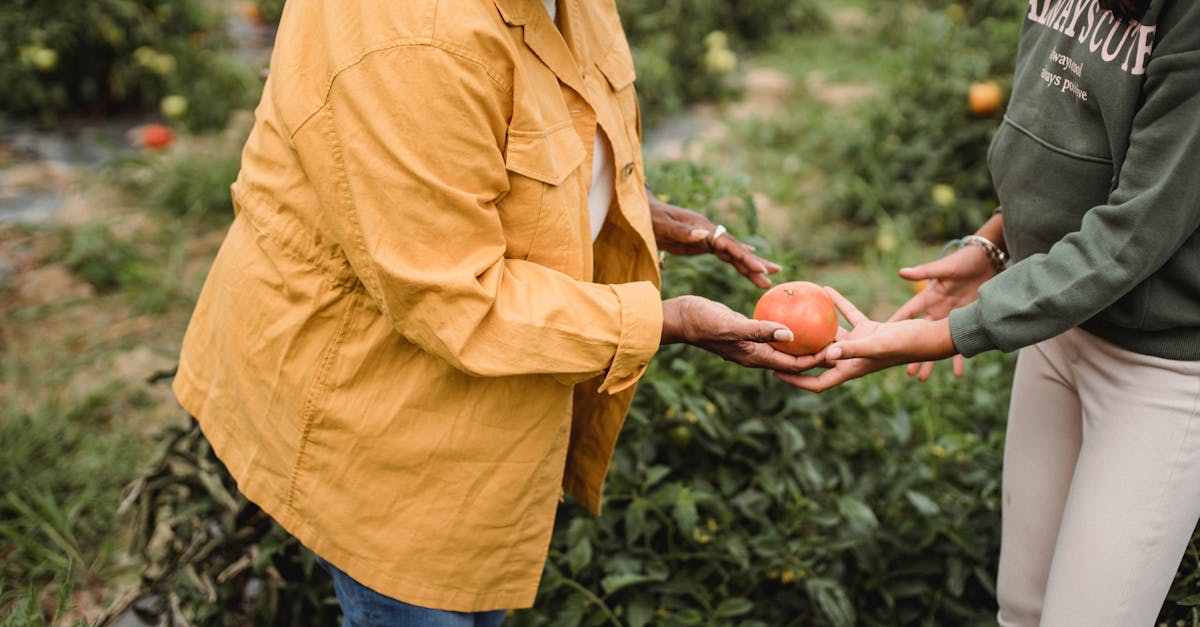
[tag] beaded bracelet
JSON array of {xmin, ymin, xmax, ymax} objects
[
  {"xmin": 962, "ymin": 234, "xmax": 1009, "ymax": 273},
  {"xmin": 940, "ymin": 235, "xmax": 1009, "ymax": 273}
]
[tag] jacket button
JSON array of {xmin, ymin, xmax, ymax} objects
[
  {"xmin": 580, "ymin": 69, "xmax": 587, "ymax": 79},
  {"xmin": 621, "ymin": 162, "xmax": 635, "ymax": 179}
]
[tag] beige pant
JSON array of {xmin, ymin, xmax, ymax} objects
[{"xmin": 997, "ymin": 328, "xmax": 1200, "ymax": 627}]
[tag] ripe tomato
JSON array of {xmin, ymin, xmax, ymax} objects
[
  {"xmin": 141, "ymin": 124, "xmax": 174, "ymax": 150},
  {"xmin": 753, "ymin": 281, "xmax": 838, "ymax": 355},
  {"xmin": 967, "ymin": 81, "xmax": 1003, "ymax": 117}
]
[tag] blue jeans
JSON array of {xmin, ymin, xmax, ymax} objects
[{"xmin": 315, "ymin": 555, "xmax": 508, "ymax": 627}]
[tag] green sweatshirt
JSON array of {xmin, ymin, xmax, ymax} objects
[{"xmin": 950, "ymin": 0, "xmax": 1200, "ymax": 360}]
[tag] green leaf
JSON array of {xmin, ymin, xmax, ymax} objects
[
  {"xmin": 625, "ymin": 597, "xmax": 655, "ymax": 627},
  {"xmin": 601, "ymin": 572, "xmax": 667, "ymax": 596},
  {"xmin": 806, "ymin": 578, "xmax": 856, "ymax": 627},
  {"xmin": 947, "ymin": 556, "xmax": 966, "ymax": 597},
  {"xmin": 644, "ymin": 465, "xmax": 672, "ymax": 488},
  {"xmin": 624, "ymin": 498, "xmax": 649, "ymax": 544},
  {"xmin": 567, "ymin": 537, "xmax": 593, "ymax": 575},
  {"xmin": 905, "ymin": 490, "xmax": 941, "ymax": 516},
  {"xmin": 890, "ymin": 410, "xmax": 912, "ymax": 443},
  {"xmin": 778, "ymin": 420, "xmax": 807, "ymax": 456},
  {"xmin": 567, "ymin": 517, "xmax": 592, "ymax": 546},
  {"xmin": 737, "ymin": 418, "xmax": 768, "ymax": 435},
  {"xmin": 557, "ymin": 595, "xmax": 586, "ymax": 627},
  {"xmin": 1174, "ymin": 593, "xmax": 1200, "ymax": 606},
  {"xmin": 715, "ymin": 597, "xmax": 754, "ymax": 617},
  {"xmin": 673, "ymin": 487, "xmax": 698, "ymax": 533},
  {"xmin": 836, "ymin": 496, "xmax": 879, "ymax": 535}
]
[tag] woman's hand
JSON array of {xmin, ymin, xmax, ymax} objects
[
  {"xmin": 776, "ymin": 288, "xmax": 957, "ymax": 392},
  {"xmin": 889, "ymin": 244, "xmax": 994, "ymax": 380},
  {"xmin": 662, "ymin": 296, "xmax": 824, "ymax": 372},
  {"xmin": 648, "ymin": 195, "xmax": 781, "ymax": 288}
]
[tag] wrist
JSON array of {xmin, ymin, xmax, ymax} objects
[
  {"xmin": 931, "ymin": 317, "xmax": 957, "ymax": 359},
  {"xmin": 660, "ymin": 297, "xmax": 686, "ymax": 344},
  {"xmin": 961, "ymin": 234, "xmax": 1009, "ymax": 273}
]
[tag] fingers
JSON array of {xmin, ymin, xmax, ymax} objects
[
  {"xmin": 714, "ymin": 237, "xmax": 768, "ymax": 271},
  {"xmin": 740, "ymin": 344, "xmax": 825, "ymax": 372},
  {"xmin": 898, "ymin": 254, "xmax": 959, "ymax": 281},
  {"xmin": 903, "ymin": 355, "xmax": 966, "ymax": 381},
  {"xmin": 888, "ymin": 291, "xmax": 931, "ymax": 323},
  {"xmin": 823, "ymin": 287, "xmax": 869, "ymax": 327},
  {"xmin": 774, "ymin": 366, "xmax": 851, "ymax": 392}
]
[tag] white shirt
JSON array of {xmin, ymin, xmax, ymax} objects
[{"xmin": 542, "ymin": 0, "xmax": 614, "ymax": 242}]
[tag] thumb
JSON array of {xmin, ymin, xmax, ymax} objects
[
  {"xmin": 736, "ymin": 319, "xmax": 794, "ymax": 343},
  {"xmin": 824, "ymin": 338, "xmax": 868, "ymax": 361}
]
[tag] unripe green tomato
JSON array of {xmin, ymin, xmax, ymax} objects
[{"xmin": 667, "ymin": 425, "xmax": 692, "ymax": 448}]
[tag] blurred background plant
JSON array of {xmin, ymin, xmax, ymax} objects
[
  {"xmin": 618, "ymin": 0, "xmax": 827, "ymax": 124},
  {"xmin": 0, "ymin": 0, "xmax": 258, "ymax": 131}
]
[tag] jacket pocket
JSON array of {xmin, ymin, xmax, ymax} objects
[
  {"xmin": 499, "ymin": 122, "xmax": 586, "ymax": 270},
  {"xmin": 504, "ymin": 121, "xmax": 586, "ymax": 186}
]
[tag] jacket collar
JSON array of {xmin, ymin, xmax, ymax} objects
[
  {"xmin": 493, "ymin": 0, "xmax": 589, "ymax": 96},
  {"xmin": 492, "ymin": 0, "xmax": 530, "ymax": 25}
]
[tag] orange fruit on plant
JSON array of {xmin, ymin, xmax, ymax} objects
[
  {"xmin": 967, "ymin": 81, "xmax": 1003, "ymax": 117},
  {"xmin": 141, "ymin": 124, "xmax": 174, "ymax": 150},
  {"xmin": 753, "ymin": 281, "xmax": 839, "ymax": 355}
]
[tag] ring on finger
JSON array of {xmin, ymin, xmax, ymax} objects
[{"xmin": 708, "ymin": 224, "xmax": 727, "ymax": 250}]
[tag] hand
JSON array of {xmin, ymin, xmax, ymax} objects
[
  {"xmin": 662, "ymin": 296, "xmax": 825, "ymax": 372},
  {"xmin": 776, "ymin": 288, "xmax": 956, "ymax": 392},
  {"xmin": 889, "ymin": 244, "xmax": 994, "ymax": 380},
  {"xmin": 648, "ymin": 194, "xmax": 781, "ymax": 288}
]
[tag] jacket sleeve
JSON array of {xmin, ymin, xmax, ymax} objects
[
  {"xmin": 950, "ymin": 4, "xmax": 1200, "ymax": 356},
  {"xmin": 291, "ymin": 44, "xmax": 660, "ymax": 393}
]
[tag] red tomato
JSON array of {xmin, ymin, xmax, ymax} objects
[
  {"xmin": 753, "ymin": 281, "xmax": 838, "ymax": 355},
  {"xmin": 141, "ymin": 124, "xmax": 174, "ymax": 150}
]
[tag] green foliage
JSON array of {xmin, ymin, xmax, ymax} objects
[
  {"xmin": 114, "ymin": 142, "xmax": 242, "ymax": 225},
  {"xmin": 59, "ymin": 222, "xmax": 152, "ymax": 293},
  {"xmin": 511, "ymin": 160, "xmax": 1013, "ymax": 627},
  {"xmin": 817, "ymin": 2, "xmax": 1023, "ymax": 241},
  {"xmin": 0, "ymin": 562, "xmax": 89, "ymax": 627},
  {"xmin": 0, "ymin": 0, "xmax": 257, "ymax": 130},
  {"xmin": 0, "ymin": 385, "xmax": 150, "ymax": 623},
  {"xmin": 617, "ymin": 0, "xmax": 828, "ymax": 122}
]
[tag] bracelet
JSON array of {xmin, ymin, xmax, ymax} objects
[{"xmin": 961, "ymin": 234, "xmax": 1009, "ymax": 273}]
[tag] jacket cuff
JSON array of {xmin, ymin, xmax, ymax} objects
[
  {"xmin": 597, "ymin": 281, "xmax": 662, "ymax": 394},
  {"xmin": 949, "ymin": 302, "xmax": 997, "ymax": 358}
]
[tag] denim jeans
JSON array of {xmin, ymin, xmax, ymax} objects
[{"xmin": 315, "ymin": 555, "xmax": 508, "ymax": 627}]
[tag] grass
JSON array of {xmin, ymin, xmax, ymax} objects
[{"xmin": 0, "ymin": 168, "xmax": 223, "ymax": 621}]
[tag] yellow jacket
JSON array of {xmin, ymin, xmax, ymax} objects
[{"xmin": 174, "ymin": 0, "xmax": 662, "ymax": 611}]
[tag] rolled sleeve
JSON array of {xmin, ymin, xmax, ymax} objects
[{"xmin": 597, "ymin": 281, "xmax": 662, "ymax": 393}]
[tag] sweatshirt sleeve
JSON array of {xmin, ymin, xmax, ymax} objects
[
  {"xmin": 292, "ymin": 44, "xmax": 661, "ymax": 392},
  {"xmin": 950, "ymin": 3, "xmax": 1200, "ymax": 357}
]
